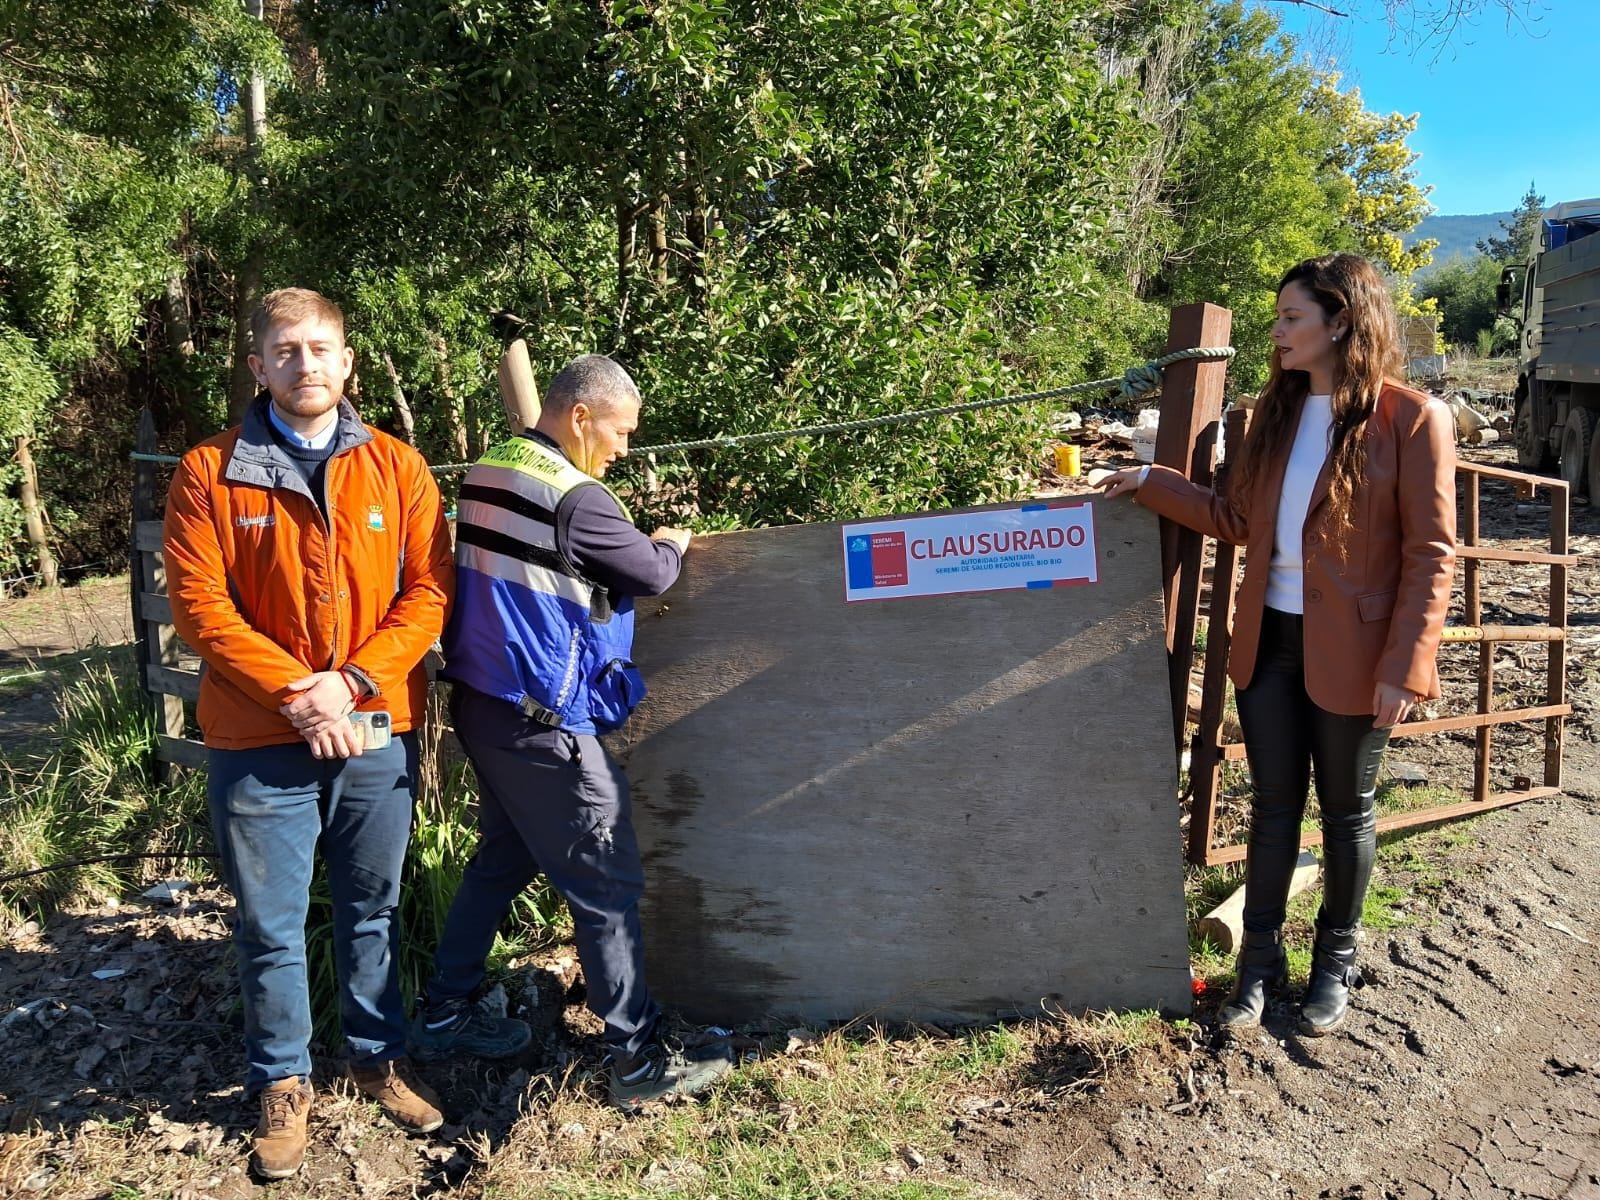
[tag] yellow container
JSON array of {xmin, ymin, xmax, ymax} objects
[{"xmin": 1054, "ymin": 443, "xmax": 1081, "ymax": 477}]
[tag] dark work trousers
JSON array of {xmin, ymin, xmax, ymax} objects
[
  {"xmin": 1234, "ymin": 607, "xmax": 1393, "ymax": 935},
  {"xmin": 427, "ymin": 685, "xmax": 661, "ymax": 1056}
]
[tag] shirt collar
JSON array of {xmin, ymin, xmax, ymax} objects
[{"xmin": 267, "ymin": 402, "xmax": 339, "ymax": 450}]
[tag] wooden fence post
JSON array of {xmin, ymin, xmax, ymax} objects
[
  {"xmin": 131, "ymin": 410, "xmax": 191, "ymax": 782},
  {"xmin": 1187, "ymin": 407, "xmax": 1248, "ymax": 864},
  {"xmin": 497, "ymin": 339, "xmax": 541, "ymax": 434},
  {"xmin": 1154, "ymin": 302, "xmax": 1233, "ymax": 759}
]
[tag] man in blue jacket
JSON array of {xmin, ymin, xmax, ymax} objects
[{"xmin": 410, "ymin": 354, "xmax": 731, "ymax": 1109}]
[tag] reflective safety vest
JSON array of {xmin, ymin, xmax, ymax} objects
[{"xmin": 441, "ymin": 435, "xmax": 644, "ymax": 734}]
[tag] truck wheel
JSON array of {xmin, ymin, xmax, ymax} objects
[
  {"xmin": 1590, "ymin": 419, "xmax": 1600, "ymax": 504},
  {"xmin": 1559, "ymin": 408, "xmax": 1597, "ymax": 497},
  {"xmin": 1515, "ymin": 384, "xmax": 1554, "ymax": 470}
]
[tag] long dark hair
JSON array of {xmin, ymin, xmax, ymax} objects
[{"xmin": 1231, "ymin": 254, "xmax": 1404, "ymax": 556}]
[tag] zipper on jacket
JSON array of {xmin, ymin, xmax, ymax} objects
[{"xmin": 322, "ymin": 451, "xmax": 342, "ymax": 671}]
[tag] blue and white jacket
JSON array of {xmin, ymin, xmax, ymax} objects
[{"xmin": 442, "ymin": 434, "xmax": 679, "ymax": 734}]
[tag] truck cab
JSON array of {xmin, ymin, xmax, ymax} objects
[{"xmin": 1502, "ymin": 197, "xmax": 1600, "ymax": 497}]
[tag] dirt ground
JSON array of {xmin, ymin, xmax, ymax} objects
[{"xmin": 1, "ymin": 437, "xmax": 1598, "ymax": 1199}]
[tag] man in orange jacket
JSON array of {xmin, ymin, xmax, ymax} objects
[{"xmin": 164, "ymin": 288, "xmax": 454, "ymax": 1180}]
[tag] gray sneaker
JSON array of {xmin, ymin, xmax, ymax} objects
[
  {"xmin": 607, "ymin": 1038, "xmax": 734, "ymax": 1111},
  {"xmin": 409, "ymin": 996, "xmax": 531, "ymax": 1062}
]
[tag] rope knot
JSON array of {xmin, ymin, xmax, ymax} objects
[{"xmin": 1118, "ymin": 363, "xmax": 1165, "ymax": 401}]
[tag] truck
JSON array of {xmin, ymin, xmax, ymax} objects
[{"xmin": 1499, "ymin": 197, "xmax": 1600, "ymax": 498}]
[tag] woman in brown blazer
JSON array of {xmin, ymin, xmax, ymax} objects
[{"xmin": 1102, "ymin": 254, "xmax": 1457, "ymax": 1035}]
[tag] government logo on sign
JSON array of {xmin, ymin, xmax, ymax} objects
[{"xmin": 845, "ymin": 530, "xmax": 909, "ymax": 590}]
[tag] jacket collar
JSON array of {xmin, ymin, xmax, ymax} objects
[
  {"xmin": 1302, "ymin": 384, "xmax": 1394, "ymax": 517},
  {"xmin": 223, "ymin": 393, "xmax": 373, "ymax": 499}
]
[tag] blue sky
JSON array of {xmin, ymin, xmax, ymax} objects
[{"xmin": 1261, "ymin": 0, "xmax": 1600, "ymax": 216}]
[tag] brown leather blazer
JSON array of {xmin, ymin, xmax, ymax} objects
[{"xmin": 1136, "ymin": 380, "xmax": 1457, "ymax": 716}]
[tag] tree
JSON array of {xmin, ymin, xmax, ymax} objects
[
  {"xmin": 0, "ymin": 0, "xmax": 274, "ymax": 581},
  {"xmin": 1308, "ymin": 79, "xmax": 1435, "ymax": 277},
  {"xmin": 1417, "ymin": 254, "xmax": 1504, "ymax": 346},
  {"xmin": 1478, "ymin": 183, "xmax": 1544, "ymax": 263},
  {"xmin": 1143, "ymin": 5, "xmax": 1403, "ymax": 386},
  {"xmin": 272, "ymin": 0, "xmax": 1143, "ymax": 526}
]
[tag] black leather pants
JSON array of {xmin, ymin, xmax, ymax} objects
[{"xmin": 1234, "ymin": 608, "xmax": 1391, "ymax": 934}]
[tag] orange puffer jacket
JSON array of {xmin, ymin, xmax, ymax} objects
[{"xmin": 164, "ymin": 398, "xmax": 454, "ymax": 750}]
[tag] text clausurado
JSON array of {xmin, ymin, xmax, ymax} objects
[{"xmin": 910, "ymin": 523, "xmax": 1086, "ymax": 561}]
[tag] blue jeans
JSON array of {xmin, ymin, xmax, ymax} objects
[
  {"xmin": 208, "ymin": 735, "xmax": 417, "ymax": 1093},
  {"xmin": 427, "ymin": 686, "xmax": 661, "ymax": 1056}
]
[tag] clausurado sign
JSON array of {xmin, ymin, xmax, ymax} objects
[{"xmin": 841, "ymin": 500, "xmax": 1097, "ymax": 602}]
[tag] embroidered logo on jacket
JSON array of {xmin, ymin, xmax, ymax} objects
[
  {"xmin": 367, "ymin": 505, "xmax": 386, "ymax": 532},
  {"xmin": 235, "ymin": 514, "xmax": 275, "ymax": 528}
]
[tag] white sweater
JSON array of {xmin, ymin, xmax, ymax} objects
[{"xmin": 1264, "ymin": 394, "xmax": 1334, "ymax": 614}]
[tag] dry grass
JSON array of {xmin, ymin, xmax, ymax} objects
[
  {"xmin": 0, "ymin": 1012, "xmax": 1186, "ymax": 1200},
  {"xmin": 1440, "ymin": 355, "xmax": 1517, "ymax": 395}
]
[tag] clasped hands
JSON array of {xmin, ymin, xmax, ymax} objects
[{"xmin": 280, "ymin": 671, "xmax": 364, "ymax": 759}]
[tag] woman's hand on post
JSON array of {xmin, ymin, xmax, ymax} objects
[
  {"xmin": 1098, "ymin": 467, "xmax": 1144, "ymax": 499},
  {"xmin": 1372, "ymin": 681, "xmax": 1418, "ymax": 729}
]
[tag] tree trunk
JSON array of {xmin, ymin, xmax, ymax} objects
[
  {"xmin": 228, "ymin": 0, "xmax": 269, "ymax": 424},
  {"xmin": 159, "ymin": 268, "xmax": 206, "ymax": 443},
  {"xmin": 648, "ymin": 193, "xmax": 669, "ymax": 285},
  {"xmin": 243, "ymin": 0, "xmax": 268, "ymax": 144},
  {"xmin": 227, "ymin": 257, "xmax": 263, "ymax": 424},
  {"xmin": 382, "ymin": 352, "xmax": 416, "ymax": 446},
  {"xmin": 429, "ymin": 333, "xmax": 468, "ymax": 461},
  {"xmin": 617, "ymin": 193, "xmax": 637, "ymax": 333},
  {"xmin": 687, "ymin": 181, "xmax": 709, "ymax": 311},
  {"xmin": 14, "ymin": 435, "xmax": 57, "ymax": 589}
]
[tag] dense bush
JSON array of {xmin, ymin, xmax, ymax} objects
[
  {"xmin": 1418, "ymin": 255, "xmax": 1508, "ymax": 349},
  {"xmin": 1, "ymin": 0, "xmax": 1442, "ymax": 580}
]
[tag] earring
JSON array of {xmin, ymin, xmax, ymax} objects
[{"xmin": 1331, "ymin": 334, "xmax": 1340, "ymax": 342}]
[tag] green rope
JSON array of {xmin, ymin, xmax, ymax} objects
[
  {"xmin": 620, "ymin": 345, "xmax": 1233, "ymax": 458},
  {"xmin": 129, "ymin": 345, "xmax": 1234, "ymax": 473}
]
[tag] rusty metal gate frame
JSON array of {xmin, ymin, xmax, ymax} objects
[{"xmin": 1178, "ymin": 412, "xmax": 1573, "ymax": 867}]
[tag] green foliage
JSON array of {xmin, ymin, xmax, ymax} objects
[
  {"xmin": 0, "ymin": 655, "xmax": 212, "ymax": 924},
  {"xmin": 1144, "ymin": 4, "xmax": 1348, "ymax": 386},
  {"xmin": 0, "ymin": 1, "xmax": 278, "ymax": 574},
  {"xmin": 0, "ymin": 329, "xmax": 57, "ymax": 439},
  {"xmin": 276, "ymin": 0, "xmax": 1142, "ymax": 522},
  {"xmin": 1478, "ymin": 182, "xmax": 1545, "ymax": 263},
  {"xmin": 2, "ymin": 0, "xmax": 1437, "ymax": 567},
  {"xmin": 1137, "ymin": 3, "xmax": 1433, "ymax": 392},
  {"xmin": 1417, "ymin": 254, "xmax": 1506, "ymax": 346},
  {"xmin": 1309, "ymin": 79, "xmax": 1436, "ymax": 277}
]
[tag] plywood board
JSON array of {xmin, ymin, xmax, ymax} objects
[{"xmin": 609, "ymin": 496, "xmax": 1192, "ymax": 1025}]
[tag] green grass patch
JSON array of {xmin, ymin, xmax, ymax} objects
[
  {"xmin": 0, "ymin": 652, "xmax": 213, "ymax": 923},
  {"xmin": 936, "ymin": 1024, "xmax": 1027, "ymax": 1080},
  {"xmin": 1359, "ymin": 880, "xmax": 1412, "ymax": 931},
  {"xmin": 475, "ymin": 1028, "xmax": 1007, "ymax": 1200}
]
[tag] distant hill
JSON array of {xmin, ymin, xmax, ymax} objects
[{"xmin": 1409, "ymin": 211, "xmax": 1511, "ymax": 275}]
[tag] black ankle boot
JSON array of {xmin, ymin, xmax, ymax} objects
[
  {"xmin": 1219, "ymin": 928, "xmax": 1287, "ymax": 1029},
  {"xmin": 1299, "ymin": 926, "xmax": 1362, "ymax": 1036}
]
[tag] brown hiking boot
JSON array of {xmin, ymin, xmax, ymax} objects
[
  {"xmin": 350, "ymin": 1058, "xmax": 444, "ymax": 1133},
  {"xmin": 251, "ymin": 1076, "xmax": 313, "ymax": 1180}
]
